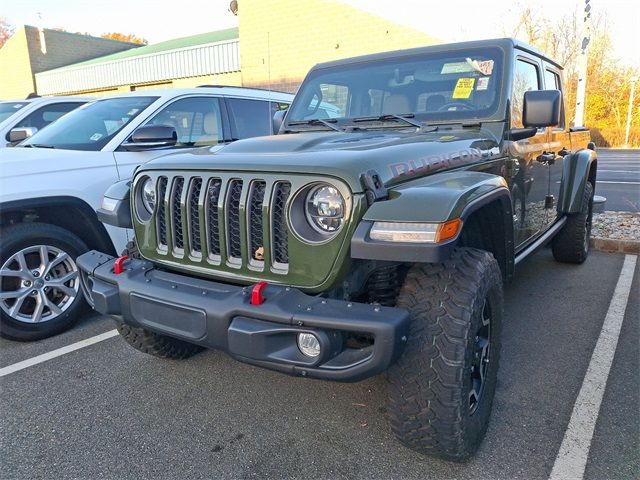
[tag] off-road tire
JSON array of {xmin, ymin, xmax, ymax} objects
[
  {"xmin": 387, "ymin": 247, "xmax": 503, "ymax": 461},
  {"xmin": 552, "ymin": 181, "xmax": 594, "ymax": 264},
  {"xmin": 0, "ymin": 223, "xmax": 89, "ymax": 341},
  {"xmin": 117, "ymin": 323, "xmax": 202, "ymax": 359}
]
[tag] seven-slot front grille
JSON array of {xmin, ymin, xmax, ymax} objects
[{"xmin": 153, "ymin": 175, "xmax": 291, "ymax": 270}]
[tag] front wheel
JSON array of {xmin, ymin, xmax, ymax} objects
[
  {"xmin": 386, "ymin": 248, "xmax": 503, "ymax": 461},
  {"xmin": 0, "ymin": 223, "xmax": 88, "ymax": 341}
]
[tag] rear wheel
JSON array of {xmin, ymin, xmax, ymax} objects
[
  {"xmin": 0, "ymin": 223, "xmax": 88, "ymax": 341},
  {"xmin": 386, "ymin": 248, "xmax": 503, "ymax": 461},
  {"xmin": 552, "ymin": 181, "xmax": 594, "ymax": 264}
]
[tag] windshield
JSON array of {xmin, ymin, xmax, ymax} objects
[
  {"xmin": 0, "ymin": 102, "xmax": 29, "ymax": 123},
  {"xmin": 21, "ymin": 96, "xmax": 158, "ymax": 150},
  {"xmin": 287, "ymin": 47, "xmax": 504, "ymax": 127}
]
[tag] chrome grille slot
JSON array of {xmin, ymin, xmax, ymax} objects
[
  {"xmin": 171, "ymin": 177, "xmax": 185, "ymax": 252},
  {"xmin": 205, "ymin": 178, "xmax": 222, "ymax": 259},
  {"xmin": 226, "ymin": 180, "xmax": 243, "ymax": 261},
  {"xmin": 247, "ymin": 180, "xmax": 266, "ymax": 266},
  {"xmin": 188, "ymin": 178, "xmax": 202, "ymax": 255},
  {"xmin": 157, "ymin": 177, "xmax": 168, "ymax": 248},
  {"xmin": 272, "ymin": 182, "xmax": 291, "ymax": 265}
]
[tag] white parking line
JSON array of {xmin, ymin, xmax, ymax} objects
[
  {"xmin": 549, "ymin": 254, "xmax": 637, "ymax": 480},
  {"xmin": 0, "ymin": 329, "xmax": 119, "ymax": 378},
  {"xmin": 596, "ymin": 180, "xmax": 640, "ymax": 185}
]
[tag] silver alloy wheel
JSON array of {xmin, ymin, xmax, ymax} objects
[{"xmin": 0, "ymin": 245, "xmax": 79, "ymax": 323}]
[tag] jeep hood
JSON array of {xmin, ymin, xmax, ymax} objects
[{"xmin": 141, "ymin": 128, "xmax": 502, "ymax": 192}]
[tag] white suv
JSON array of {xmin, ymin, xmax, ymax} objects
[
  {"xmin": 0, "ymin": 96, "xmax": 90, "ymax": 147},
  {"xmin": 0, "ymin": 87, "xmax": 294, "ymax": 340}
]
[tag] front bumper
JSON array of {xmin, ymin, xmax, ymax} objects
[{"xmin": 77, "ymin": 251, "xmax": 410, "ymax": 382}]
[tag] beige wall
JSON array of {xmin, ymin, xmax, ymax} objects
[
  {"xmin": 0, "ymin": 29, "xmax": 36, "ymax": 99},
  {"xmin": 238, "ymin": 0, "xmax": 438, "ymax": 93},
  {"xmin": 0, "ymin": 26, "xmax": 139, "ymax": 99}
]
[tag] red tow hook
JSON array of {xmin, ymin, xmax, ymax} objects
[
  {"xmin": 251, "ymin": 281, "xmax": 268, "ymax": 305},
  {"xmin": 113, "ymin": 255, "xmax": 129, "ymax": 275}
]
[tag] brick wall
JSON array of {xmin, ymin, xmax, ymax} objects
[{"xmin": 238, "ymin": 0, "xmax": 438, "ymax": 92}]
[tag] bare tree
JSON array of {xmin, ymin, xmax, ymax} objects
[{"xmin": 0, "ymin": 17, "xmax": 14, "ymax": 49}]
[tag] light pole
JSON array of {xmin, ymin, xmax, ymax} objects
[
  {"xmin": 624, "ymin": 77, "xmax": 637, "ymax": 147},
  {"xmin": 574, "ymin": 0, "xmax": 592, "ymax": 127}
]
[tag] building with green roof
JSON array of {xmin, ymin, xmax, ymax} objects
[
  {"xmin": 34, "ymin": 28, "xmax": 240, "ymax": 96},
  {"xmin": 0, "ymin": 26, "xmax": 140, "ymax": 99}
]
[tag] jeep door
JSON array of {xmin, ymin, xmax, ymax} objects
[
  {"xmin": 543, "ymin": 65, "xmax": 569, "ymax": 226},
  {"xmin": 509, "ymin": 55, "xmax": 550, "ymax": 247}
]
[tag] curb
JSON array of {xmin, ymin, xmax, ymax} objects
[{"xmin": 590, "ymin": 237, "xmax": 640, "ymax": 254}]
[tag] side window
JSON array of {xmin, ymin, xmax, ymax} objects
[
  {"xmin": 545, "ymin": 69, "xmax": 565, "ymax": 129},
  {"xmin": 144, "ymin": 97, "xmax": 223, "ymax": 147},
  {"xmin": 12, "ymin": 102, "xmax": 84, "ymax": 135},
  {"xmin": 511, "ymin": 59, "xmax": 541, "ymax": 128},
  {"xmin": 227, "ymin": 98, "xmax": 272, "ymax": 139}
]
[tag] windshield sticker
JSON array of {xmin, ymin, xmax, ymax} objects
[
  {"xmin": 441, "ymin": 62, "xmax": 475, "ymax": 74},
  {"xmin": 126, "ymin": 109, "xmax": 139, "ymax": 116},
  {"xmin": 476, "ymin": 77, "xmax": 490, "ymax": 91},
  {"xmin": 466, "ymin": 58, "xmax": 494, "ymax": 76},
  {"xmin": 89, "ymin": 133, "xmax": 103, "ymax": 141},
  {"xmin": 453, "ymin": 78, "xmax": 475, "ymax": 99},
  {"xmin": 13, "ymin": 104, "xmax": 23, "ymax": 108}
]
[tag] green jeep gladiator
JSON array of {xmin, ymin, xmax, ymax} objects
[{"xmin": 78, "ymin": 38, "xmax": 595, "ymax": 460}]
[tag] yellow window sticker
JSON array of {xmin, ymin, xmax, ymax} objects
[{"xmin": 453, "ymin": 78, "xmax": 475, "ymax": 99}]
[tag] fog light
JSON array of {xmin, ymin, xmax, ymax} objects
[{"xmin": 297, "ymin": 333, "xmax": 321, "ymax": 357}]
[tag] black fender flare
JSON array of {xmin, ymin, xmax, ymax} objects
[
  {"xmin": 0, "ymin": 196, "xmax": 116, "ymax": 255},
  {"xmin": 351, "ymin": 171, "xmax": 514, "ymax": 278},
  {"xmin": 557, "ymin": 148, "xmax": 597, "ymax": 214}
]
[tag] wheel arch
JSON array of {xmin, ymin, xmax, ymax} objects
[
  {"xmin": 0, "ymin": 196, "xmax": 116, "ymax": 256},
  {"xmin": 558, "ymin": 148, "xmax": 597, "ymax": 214},
  {"xmin": 351, "ymin": 172, "xmax": 515, "ymax": 281}
]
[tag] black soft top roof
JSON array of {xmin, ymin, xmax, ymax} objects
[{"xmin": 311, "ymin": 37, "xmax": 563, "ymax": 71}]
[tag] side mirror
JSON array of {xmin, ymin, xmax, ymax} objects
[
  {"xmin": 272, "ymin": 109, "xmax": 287, "ymax": 134},
  {"xmin": 122, "ymin": 125, "xmax": 177, "ymax": 151},
  {"xmin": 9, "ymin": 127, "xmax": 38, "ymax": 143},
  {"xmin": 523, "ymin": 89, "xmax": 562, "ymax": 128}
]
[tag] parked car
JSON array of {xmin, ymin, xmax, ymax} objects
[
  {"xmin": 81, "ymin": 39, "xmax": 595, "ymax": 460},
  {"xmin": 0, "ymin": 86, "xmax": 294, "ymax": 340},
  {"xmin": 0, "ymin": 96, "xmax": 90, "ymax": 147}
]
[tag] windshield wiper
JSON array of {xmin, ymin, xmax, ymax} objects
[
  {"xmin": 352, "ymin": 113, "xmax": 423, "ymax": 128},
  {"xmin": 287, "ymin": 118, "xmax": 342, "ymax": 132}
]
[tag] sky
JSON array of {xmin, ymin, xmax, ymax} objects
[{"xmin": 3, "ymin": 0, "xmax": 638, "ymax": 65}]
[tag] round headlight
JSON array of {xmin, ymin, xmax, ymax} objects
[
  {"xmin": 305, "ymin": 184, "xmax": 344, "ymax": 233},
  {"xmin": 141, "ymin": 178, "xmax": 156, "ymax": 214}
]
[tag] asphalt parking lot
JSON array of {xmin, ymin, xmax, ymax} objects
[{"xmin": 1, "ymin": 249, "xmax": 638, "ymax": 480}]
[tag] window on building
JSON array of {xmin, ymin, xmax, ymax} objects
[
  {"xmin": 512, "ymin": 59, "xmax": 541, "ymax": 128},
  {"xmin": 146, "ymin": 97, "xmax": 223, "ymax": 147}
]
